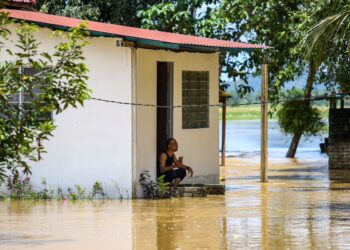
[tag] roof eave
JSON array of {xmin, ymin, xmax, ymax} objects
[{"xmin": 4, "ymin": 9, "xmax": 271, "ymax": 53}]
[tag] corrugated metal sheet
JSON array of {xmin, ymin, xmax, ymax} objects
[{"xmin": 3, "ymin": 9, "xmax": 269, "ymax": 52}]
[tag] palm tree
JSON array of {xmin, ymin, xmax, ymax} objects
[
  {"xmin": 304, "ymin": 1, "xmax": 350, "ymax": 59},
  {"xmin": 303, "ymin": 1, "xmax": 350, "ymax": 95}
]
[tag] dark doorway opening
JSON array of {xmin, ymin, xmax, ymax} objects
[{"xmin": 157, "ymin": 62, "xmax": 173, "ymax": 177}]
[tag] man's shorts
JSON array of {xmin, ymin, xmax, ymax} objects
[{"xmin": 163, "ymin": 168, "xmax": 187, "ymax": 183}]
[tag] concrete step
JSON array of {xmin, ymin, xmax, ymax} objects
[{"xmin": 177, "ymin": 184, "xmax": 225, "ymax": 197}]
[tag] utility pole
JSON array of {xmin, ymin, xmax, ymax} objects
[
  {"xmin": 221, "ymin": 97, "xmax": 227, "ymax": 166},
  {"xmin": 261, "ymin": 54, "xmax": 268, "ymax": 182}
]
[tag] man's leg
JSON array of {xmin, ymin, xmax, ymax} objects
[
  {"xmin": 173, "ymin": 178, "xmax": 182, "ymax": 188},
  {"xmin": 173, "ymin": 168, "xmax": 187, "ymax": 188}
]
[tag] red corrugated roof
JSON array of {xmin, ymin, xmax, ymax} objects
[{"xmin": 3, "ymin": 9, "xmax": 268, "ymax": 51}]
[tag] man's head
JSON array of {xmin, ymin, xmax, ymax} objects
[{"xmin": 167, "ymin": 138, "xmax": 178, "ymax": 152}]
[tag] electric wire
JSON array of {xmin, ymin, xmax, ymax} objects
[{"xmin": 90, "ymin": 93, "xmax": 349, "ymax": 109}]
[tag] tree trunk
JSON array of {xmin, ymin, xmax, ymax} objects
[
  {"xmin": 286, "ymin": 133, "xmax": 302, "ymax": 158},
  {"xmin": 286, "ymin": 60, "xmax": 317, "ymax": 158}
]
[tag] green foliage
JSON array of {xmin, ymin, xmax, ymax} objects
[
  {"xmin": 137, "ymin": 0, "xmax": 235, "ymax": 93},
  {"xmin": 217, "ymin": 1, "xmax": 327, "ymax": 100},
  {"xmin": 139, "ymin": 171, "xmax": 170, "ymax": 198},
  {"xmin": 6, "ymin": 175, "xmax": 36, "ymax": 200},
  {"xmin": 74, "ymin": 184, "xmax": 86, "ymax": 199},
  {"xmin": 304, "ymin": 1, "xmax": 350, "ymax": 59},
  {"xmin": 0, "ymin": 177, "xmax": 110, "ymax": 200},
  {"xmin": 304, "ymin": 1, "xmax": 350, "ymax": 94},
  {"xmin": 0, "ymin": 193, "xmax": 6, "ymax": 201},
  {"xmin": 139, "ymin": 171, "xmax": 157, "ymax": 198},
  {"xmin": 38, "ymin": 0, "xmax": 101, "ymax": 21},
  {"xmin": 0, "ymin": 14, "xmax": 91, "ymax": 184},
  {"xmin": 67, "ymin": 187, "xmax": 78, "ymax": 200},
  {"xmin": 57, "ymin": 186, "xmax": 65, "ymax": 200},
  {"xmin": 38, "ymin": 177, "xmax": 54, "ymax": 199},
  {"xmin": 138, "ymin": 0, "xmax": 217, "ymax": 34},
  {"xmin": 4, "ymin": 175, "xmax": 53, "ymax": 200},
  {"xmin": 139, "ymin": 171, "xmax": 170, "ymax": 199},
  {"xmin": 90, "ymin": 181, "xmax": 109, "ymax": 199},
  {"xmin": 277, "ymin": 89, "xmax": 325, "ymax": 137},
  {"xmin": 67, "ymin": 185, "xmax": 86, "ymax": 200},
  {"xmin": 156, "ymin": 175, "xmax": 169, "ymax": 198},
  {"xmin": 137, "ymin": 1, "xmax": 329, "ymax": 100},
  {"xmin": 66, "ymin": 182, "xmax": 109, "ymax": 200},
  {"xmin": 0, "ymin": 12, "xmax": 11, "ymax": 50},
  {"xmin": 35, "ymin": 0, "xmax": 163, "ymax": 27}
]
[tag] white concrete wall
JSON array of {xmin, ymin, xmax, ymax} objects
[
  {"xmin": 1, "ymin": 24, "xmax": 133, "ymax": 198},
  {"xmin": 135, "ymin": 49, "xmax": 220, "ymax": 197}
]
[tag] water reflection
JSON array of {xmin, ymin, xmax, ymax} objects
[
  {"xmin": 220, "ymin": 120, "xmax": 328, "ymax": 159},
  {"xmin": 2, "ymin": 156, "xmax": 350, "ymax": 249}
]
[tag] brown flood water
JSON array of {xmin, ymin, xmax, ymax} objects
[{"xmin": 2, "ymin": 157, "xmax": 350, "ymax": 249}]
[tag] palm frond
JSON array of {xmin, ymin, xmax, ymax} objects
[{"xmin": 303, "ymin": 11, "xmax": 350, "ymax": 60}]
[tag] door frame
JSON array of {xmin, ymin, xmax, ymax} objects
[{"xmin": 156, "ymin": 61, "xmax": 174, "ymax": 177}]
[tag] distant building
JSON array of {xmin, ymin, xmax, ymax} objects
[{"xmin": 328, "ymin": 99, "xmax": 350, "ymax": 169}]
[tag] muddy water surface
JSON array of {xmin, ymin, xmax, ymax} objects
[{"xmin": 2, "ymin": 156, "xmax": 350, "ymax": 249}]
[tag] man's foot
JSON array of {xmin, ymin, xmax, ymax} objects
[{"xmin": 170, "ymin": 188, "xmax": 180, "ymax": 198}]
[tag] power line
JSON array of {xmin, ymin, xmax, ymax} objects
[{"xmin": 91, "ymin": 93, "xmax": 349, "ymax": 108}]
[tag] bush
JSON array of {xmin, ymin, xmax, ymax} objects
[
  {"xmin": 139, "ymin": 171, "xmax": 170, "ymax": 198},
  {"xmin": 5, "ymin": 175, "xmax": 53, "ymax": 200},
  {"xmin": 277, "ymin": 89, "xmax": 325, "ymax": 137},
  {"xmin": 0, "ymin": 176, "xmax": 110, "ymax": 200},
  {"xmin": 90, "ymin": 181, "xmax": 109, "ymax": 199}
]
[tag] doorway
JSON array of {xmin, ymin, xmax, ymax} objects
[{"xmin": 156, "ymin": 62, "xmax": 173, "ymax": 177}]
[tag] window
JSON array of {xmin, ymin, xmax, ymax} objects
[
  {"xmin": 182, "ymin": 71, "xmax": 209, "ymax": 129},
  {"xmin": 9, "ymin": 67, "xmax": 52, "ymax": 122}
]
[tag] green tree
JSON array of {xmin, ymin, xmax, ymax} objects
[
  {"xmin": 138, "ymin": 0, "xmax": 329, "ymax": 157},
  {"xmin": 277, "ymin": 89, "xmax": 325, "ymax": 144},
  {"xmin": 215, "ymin": 1, "xmax": 331, "ymax": 157},
  {"xmin": 138, "ymin": 0, "xmax": 218, "ymax": 34},
  {"xmin": 137, "ymin": 0, "xmax": 236, "ymax": 92},
  {"xmin": 0, "ymin": 12, "xmax": 91, "ymax": 184},
  {"xmin": 304, "ymin": 0, "xmax": 350, "ymax": 94},
  {"xmin": 35, "ymin": 0, "xmax": 163, "ymax": 27}
]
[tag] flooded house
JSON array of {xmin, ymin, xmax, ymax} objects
[{"xmin": 1, "ymin": 6, "xmax": 266, "ymax": 197}]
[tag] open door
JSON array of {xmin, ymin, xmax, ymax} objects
[{"xmin": 156, "ymin": 62, "xmax": 173, "ymax": 177}]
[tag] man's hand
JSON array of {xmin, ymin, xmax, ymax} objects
[{"xmin": 187, "ymin": 167, "xmax": 193, "ymax": 177}]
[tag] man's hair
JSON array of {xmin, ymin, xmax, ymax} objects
[{"xmin": 166, "ymin": 138, "xmax": 176, "ymax": 148}]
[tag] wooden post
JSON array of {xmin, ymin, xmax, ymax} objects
[
  {"xmin": 261, "ymin": 58, "xmax": 268, "ymax": 182},
  {"xmin": 221, "ymin": 98, "xmax": 227, "ymax": 166}
]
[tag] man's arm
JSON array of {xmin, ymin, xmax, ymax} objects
[
  {"xmin": 159, "ymin": 153, "xmax": 175, "ymax": 173},
  {"xmin": 173, "ymin": 155, "xmax": 193, "ymax": 177},
  {"xmin": 173, "ymin": 154, "xmax": 186, "ymax": 168}
]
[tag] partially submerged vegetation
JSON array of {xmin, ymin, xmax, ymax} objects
[
  {"xmin": 0, "ymin": 176, "xmax": 111, "ymax": 201},
  {"xmin": 139, "ymin": 171, "xmax": 170, "ymax": 199}
]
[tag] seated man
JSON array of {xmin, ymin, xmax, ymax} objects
[{"xmin": 159, "ymin": 138, "xmax": 193, "ymax": 189}]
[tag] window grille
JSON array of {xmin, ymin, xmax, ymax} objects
[{"xmin": 182, "ymin": 71, "xmax": 209, "ymax": 129}]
